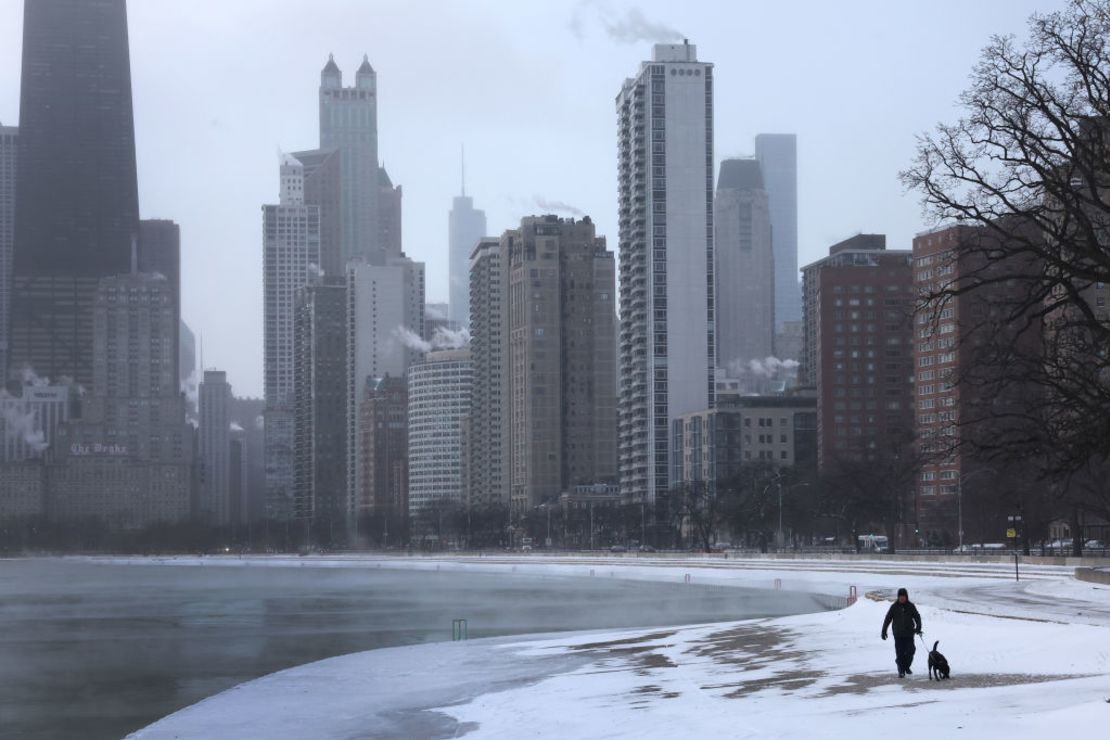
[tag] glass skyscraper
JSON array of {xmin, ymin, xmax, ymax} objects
[{"xmin": 9, "ymin": 0, "xmax": 140, "ymax": 390}]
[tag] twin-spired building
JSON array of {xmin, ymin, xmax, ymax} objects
[{"xmin": 617, "ymin": 42, "xmax": 716, "ymax": 502}]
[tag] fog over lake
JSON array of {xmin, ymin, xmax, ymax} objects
[{"xmin": 0, "ymin": 559, "xmax": 827, "ymax": 739}]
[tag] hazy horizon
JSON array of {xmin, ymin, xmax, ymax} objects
[{"xmin": 0, "ymin": 0, "xmax": 1061, "ymax": 396}]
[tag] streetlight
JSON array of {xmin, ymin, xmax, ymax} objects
[{"xmin": 957, "ymin": 467, "xmax": 996, "ymax": 551}]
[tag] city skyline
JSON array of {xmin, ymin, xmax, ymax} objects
[{"xmin": 0, "ymin": 0, "xmax": 1063, "ymax": 396}]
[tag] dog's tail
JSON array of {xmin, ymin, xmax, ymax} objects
[{"xmin": 932, "ymin": 640, "xmax": 939, "ymax": 652}]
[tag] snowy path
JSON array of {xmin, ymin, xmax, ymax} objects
[{"xmin": 124, "ymin": 555, "xmax": 1110, "ymax": 739}]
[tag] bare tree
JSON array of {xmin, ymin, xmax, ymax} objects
[{"xmin": 902, "ymin": 0, "xmax": 1110, "ymax": 480}]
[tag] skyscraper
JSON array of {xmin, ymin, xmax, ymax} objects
[
  {"xmin": 715, "ymin": 159, "xmax": 775, "ymax": 379},
  {"xmin": 293, "ymin": 277, "xmax": 347, "ymax": 527},
  {"xmin": 407, "ymin": 348, "xmax": 472, "ymax": 514},
  {"xmin": 320, "ymin": 54, "xmax": 380, "ymax": 265},
  {"xmin": 467, "ymin": 237, "xmax": 507, "ymax": 508},
  {"xmin": 448, "ymin": 163, "xmax": 486, "ymax": 327},
  {"xmin": 345, "ymin": 256, "xmax": 424, "ymax": 528},
  {"xmin": 800, "ymin": 234, "xmax": 913, "ymax": 469},
  {"xmin": 263, "ymin": 156, "xmax": 321, "ymax": 519},
  {"xmin": 378, "ymin": 166, "xmax": 403, "ymax": 261},
  {"xmin": 0, "ymin": 124, "xmax": 15, "ymax": 381},
  {"xmin": 501, "ymin": 216, "xmax": 617, "ymax": 511},
  {"xmin": 617, "ymin": 42, "xmax": 715, "ymax": 502},
  {"xmin": 755, "ymin": 134, "xmax": 800, "ymax": 332},
  {"xmin": 137, "ymin": 219, "xmax": 181, "ymax": 392},
  {"xmin": 48, "ymin": 273, "xmax": 192, "ymax": 528},
  {"xmin": 291, "ymin": 147, "xmax": 341, "ymax": 278},
  {"xmin": 358, "ymin": 375, "xmax": 408, "ymax": 541},
  {"xmin": 9, "ymin": 0, "xmax": 140, "ymax": 390},
  {"xmin": 199, "ymin": 370, "xmax": 231, "ymax": 525}
]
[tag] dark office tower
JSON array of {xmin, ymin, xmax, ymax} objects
[
  {"xmin": 293, "ymin": 277, "xmax": 347, "ymax": 529},
  {"xmin": 9, "ymin": 0, "xmax": 140, "ymax": 391},
  {"xmin": 755, "ymin": 134, "xmax": 800, "ymax": 331},
  {"xmin": 292, "ymin": 147, "xmax": 341, "ymax": 278},
  {"xmin": 138, "ymin": 219, "xmax": 181, "ymax": 391},
  {"xmin": 0, "ymin": 125, "xmax": 14, "ymax": 382}
]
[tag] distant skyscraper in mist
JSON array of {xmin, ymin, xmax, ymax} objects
[
  {"xmin": 448, "ymin": 158, "xmax": 486, "ymax": 327},
  {"xmin": 378, "ymin": 166, "xmax": 402, "ymax": 260},
  {"xmin": 755, "ymin": 134, "xmax": 800, "ymax": 331},
  {"xmin": 617, "ymin": 42, "xmax": 716, "ymax": 502},
  {"xmin": 263, "ymin": 156, "xmax": 321, "ymax": 519},
  {"xmin": 715, "ymin": 159, "xmax": 775, "ymax": 377},
  {"xmin": 0, "ymin": 124, "xmax": 14, "ymax": 381},
  {"xmin": 9, "ymin": 0, "xmax": 139, "ymax": 390},
  {"xmin": 320, "ymin": 54, "xmax": 381, "ymax": 264}
]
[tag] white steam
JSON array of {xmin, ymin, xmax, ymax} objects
[
  {"xmin": 570, "ymin": 2, "xmax": 683, "ymax": 44},
  {"xmin": 534, "ymin": 195, "xmax": 584, "ymax": 217},
  {"xmin": 0, "ymin": 391, "xmax": 49, "ymax": 453},
  {"xmin": 394, "ymin": 325, "xmax": 471, "ymax": 353}
]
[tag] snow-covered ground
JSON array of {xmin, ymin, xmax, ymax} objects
[{"xmin": 127, "ymin": 555, "xmax": 1110, "ymax": 739}]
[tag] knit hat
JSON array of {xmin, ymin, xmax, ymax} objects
[{"xmin": 897, "ymin": 588, "xmax": 908, "ymax": 598}]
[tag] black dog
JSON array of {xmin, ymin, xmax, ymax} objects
[{"xmin": 927, "ymin": 640, "xmax": 950, "ymax": 680}]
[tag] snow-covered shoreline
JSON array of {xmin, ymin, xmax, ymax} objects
[{"xmin": 124, "ymin": 555, "xmax": 1110, "ymax": 739}]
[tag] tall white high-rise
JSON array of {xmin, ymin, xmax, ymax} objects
[
  {"xmin": 262, "ymin": 156, "xmax": 321, "ymax": 519},
  {"xmin": 755, "ymin": 134, "xmax": 800, "ymax": 330},
  {"xmin": 448, "ymin": 159, "xmax": 486, "ymax": 327},
  {"xmin": 0, "ymin": 124, "xmax": 15, "ymax": 380},
  {"xmin": 345, "ymin": 256, "xmax": 424, "ymax": 525},
  {"xmin": 617, "ymin": 42, "xmax": 715, "ymax": 502},
  {"xmin": 320, "ymin": 54, "xmax": 380, "ymax": 264}
]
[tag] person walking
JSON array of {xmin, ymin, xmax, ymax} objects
[{"xmin": 881, "ymin": 587, "xmax": 922, "ymax": 678}]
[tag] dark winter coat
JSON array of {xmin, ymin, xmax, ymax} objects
[{"xmin": 882, "ymin": 600, "xmax": 922, "ymax": 639}]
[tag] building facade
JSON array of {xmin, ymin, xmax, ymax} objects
[
  {"xmin": 616, "ymin": 42, "xmax": 716, "ymax": 502},
  {"xmin": 755, "ymin": 133, "xmax": 801, "ymax": 331},
  {"xmin": 137, "ymin": 219, "xmax": 181, "ymax": 392},
  {"xmin": 502, "ymin": 216, "xmax": 617, "ymax": 510},
  {"xmin": 466, "ymin": 237, "xmax": 507, "ymax": 508},
  {"xmin": 293, "ymin": 277, "xmax": 347, "ymax": 526},
  {"xmin": 345, "ymin": 256, "xmax": 424, "ymax": 524},
  {"xmin": 714, "ymin": 158, "xmax": 775, "ymax": 380},
  {"xmin": 263, "ymin": 157, "xmax": 321, "ymax": 519},
  {"xmin": 358, "ymin": 375, "xmax": 408, "ymax": 541},
  {"xmin": 291, "ymin": 147, "xmax": 342, "ymax": 278},
  {"xmin": 407, "ymin": 349, "xmax": 472, "ymax": 513},
  {"xmin": 0, "ymin": 124, "xmax": 14, "ymax": 381},
  {"xmin": 199, "ymin": 370, "xmax": 231, "ymax": 525},
  {"xmin": 9, "ymin": 0, "xmax": 139, "ymax": 390},
  {"xmin": 0, "ymin": 383, "xmax": 70, "ymax": 463},
  {"xmin": 48, "ymin": 274, "xmax": 192, "ymax": 528},
  {"xmin": 319, "ymin": 54, "xmax": 380, "ymax": 265},
  {"xmin": 801, "ymin": 234, "xmax": 914, "ymax": 470},
  {"xmin": 378, "ymin": 166, "xmax": 403, "ymax": 261},
  {"xmin": 672, "ymin": 393, "xmax": 818, "ymax": 486}
]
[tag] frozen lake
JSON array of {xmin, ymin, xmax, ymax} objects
[{"xmin": 1, "ymin": 557, "xmax": 826, "ymax": 739}]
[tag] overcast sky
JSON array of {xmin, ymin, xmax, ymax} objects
[{"xmin": 0, "ymin": 0, "xmax": 1064, "ymax": 398}]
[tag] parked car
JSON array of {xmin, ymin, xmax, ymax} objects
[
  {"xmin": 638, "ymin": 545, "xmax": 656, "ymax": 553},
  {"xmin": 609, "ymin": 545, "xmax": 627, "ymax": 553}
]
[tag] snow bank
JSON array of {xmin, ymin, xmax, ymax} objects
[{"xmin": 127, "ymin": 556, "xmax": 1110, "ymax": 739}]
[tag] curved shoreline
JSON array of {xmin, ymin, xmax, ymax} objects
[{"xmin": 125, "ymin": 555, "xmax": 1110, "ymax": 739}]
